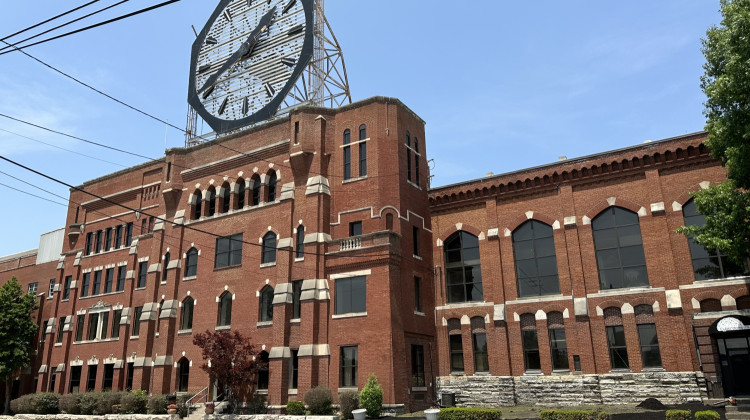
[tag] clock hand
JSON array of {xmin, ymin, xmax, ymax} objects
[{"xmin": 198, "ymin": 6, "xmax": 277, "ymax": 95}]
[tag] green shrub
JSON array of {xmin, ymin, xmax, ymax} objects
[
  {"xmin": 177, "ymin": 394, "xmax": 194, "ymax": 418},
  {"xmin": 666, "ymin": 410, "xmax": 692, "ymax": 420},
  {"xmin": 59, "ymin": 393, "xmax": 81, "ymax": 414},
  {"xmin": 10, "ymin": 394, "xmax": 36, "ymax": 414},
  {"xmin": 97, "ymin": 392, "xmax": 126, "ymax": 414},
  {"xmin": 305, "ymin": 386, "xmax": 334, "ymax": 415},
  {"xmin": 359, "ymin": 374, "xmax": 383, "ymax": 418},
  {"xmin": 339, "ymin": 390, "xmax": 359, "ymax": 419},
  {"xmin": 33, "ymin": 393, "xmax": 60, "ymax": 415},
  {"xmin": 147, "ymin": 394, "xmax": 168, "ymax": 414},
  {"xmin": 694, "ymin": 411, "xmax": 719, "ymax": 420},
  {"xmin": 287, "ymin": 401, "xmax": 306, "ymax": 415},
  {"xmin": 78, "ymin": 393, "xmax": 101, "ymax": 415},
  {"xmin": 120, "ymin": 391, "xmax": 148, "ymax": 414},
  {"xmin": 245, "ymin": 395, "xmax": 268, "ymax": 414},
  {"xmin": 540, "ymin": 410, "xmax": 609, "ymax": 420},
  {"xmin": 438, "ymin": 407, "xmax": 503, "ymax": 420}
]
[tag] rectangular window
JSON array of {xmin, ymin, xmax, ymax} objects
[
  {"xmin": 522, "ymin": 330, "xmax": 541, "ymax": 371},
  {"xmin": 69, "ymin": 366, "xmax": 81, "ymax": 393},
  {"xmin": 413, "ymin": 226, "xmax": 420, "ymax": 256},
  {"xmin": 296, "ymin": 226, "xmax": 305, "ymax": 259},
  {"xmin": 137, "ymin": 262, "xmax": 147, "ymax": 288},
  {"xmin": 473, "ymin": 333, "xmax": 489, "ymax": 372},
  {"xmin": 125, "ymin": 362, "xmax": 134, "ymax": 391},
  {"xmin": 102, "ymin": 364, "xmax": 114, "ymax": 391},
  {"xmin": 81, "ymin": 273, "xmax": 90, "ymax": 297},
  {"xmin": 340, "ymin": 346, "xmax": 358, "ymax": 388},
  {"xmin": 116, "ymin": 266, "xmax": 126, "ymax": 292},
  {"xmin": 359, "ymin": 142, "xmax": 367, "ymax": 177},
  {"xmin": 111, "ymin": 309, "xmax": 122, "ymax": 339},
  {"xmin": 85, "ymin": 232, "xmax": 93, "ymax": 255},
  {"xmin": 92, "ymin": 270, "xmax": 102, "ymax": 295},
  {"xmin": 414, "ymin": 277, "xmax": 422, "ymax": 312},
  {"xmin": 95, "ymin": 230, "xmax": 102, "ymax": 253},
  {"xmin": 86, "ymin": 365, "xmax": 98, "ymax": 392},
  {"xmin": 349, "ymin": 221, "xmax": 362, "ymax": 237},
  {"xmin": 606, "ymin": 325, "xmax": 629, "ymax": 370},
  {"xmin": 49, "ymin": 370, "xmax": 56, "ymax": 392},
  {"xmin": 115, "ymin": 225, "xmax": 123, "ymax": 248},
  {"xmin": 75, "ymin": 314, "xmax": 85, "ymax": 341},
  {"xmin": 87, "ymin": 313, "xmax": 99, "ymax": 341},
  {"xmin": 215, "ymin": 233, "xmax": 243, "ymax": 268},
  {"xmin": 637, "ymin": 324, "xmax": 662, "ymax": 368},
  {"xmin": 62, "ymin": 275, "xmax": 72, "ymax": 300},
  {"xmin": 104, "ymin": 268, "xmax": 114, "ymax": 294},
  {"xmin": 411, "ymin": 345, "xmax": 425, "ymax": 387},
  {"xmin": 335, "ymin": 276, "xmax": 366, "ymax": 315},
  {"xmin": 56, "ymin": 316, "xmax": 65, "ymax": 343},
  {"xmin": 132, "ymin": 306, "xmax": 143, "ymax": 337},
  {"xmin": 292, "ymin": 280, "xmax": 302, "ymax": 319},
  {"xmin": 449, "ymin": 334, "xmax": 464, "ymax": 373},
  {"xmin": 415, "ymin": 155, "xmax": 420, "ymax": 185},
  {"xmin": 549, "ymin": 328, "xmax": 569, "ymax": 370},
  {"xmin": 290, "ymin": 349, "xmax": 299, "ymax": 389},
  {"xmin": 100, "ymin": 312, "xmax": 109, "ymax": 340},
  {"xmin": 28, "ymin": 282, "xmax": 38, "ymax": 294},
  {"xmin": 41, "ymin": 321, "xmax": 48, "ymax": 343},
  {"xmin": 407, "ymin": 149, "xmax": 412, "ymax": 181},
  {"xmin": 48, "ymin": 278, "xmax": 55, "ymax": 298},
  {"xmin": 125, "ymin": 222, "xmax": 133, "ymax": 247},
  {"xmin": 104, "ymin": 228, "xmax": 112, "ymax": 251},
  {"xmin": 343, "ymin": 146, "xmax": 351, "ymax": 180}
]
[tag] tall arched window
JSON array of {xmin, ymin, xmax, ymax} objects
[
  {"xmin": 471, "ymin": 316, "xmax": 488, "ymax": 373},
  {"xmin": 343, "ymin": 129, "xmax": 351, "ymax": 180},
  {"xmin": 220, "ymin": 183, "xmax": 231, "ymax": 213},
  {"xmin": 181, "ymin": 297, "xmax": 194, "ymax": 330},
  {"xmin": 358, "ymin": 124, "xmax": 367, "ymax": 177},
  {"xmin": 296, "ymin": 225, "xmax": 305, "ymax": 259},
  {"xmin": 193, "ymin": 190, "xmax": 202, "ymax": 219},
  {"xmin": 512, "ymin": 220, "xmax": 560, "ymax": 297},
  {"xmin": 683, "ymin": 199, "xmax": 744, "ymax": 280},
  {"xmin": 604, "ymin": 307, "xmax": 628, "ymax": 369},
  {"xmin": 521, "ymin": 313, "xmax": 541, "ymax": 371},
  {"xmin": 634, "ymin": 304, "xmax": 661, "ymax": 368},
  {"xmin": 444, "ymin": 231, "xmax": 482, "ymax": 303},
  {"xmin": 262, "ymin": 232, "xmax": 277, "ymax": 264},
  {"xmin": 207, "ymin": 187, "xmax": 217, "ymax": 217},
  {"xmin": 259, "ymin": 286, "xmax": 274, "ymax": 322},
  {"xmin": 267, "ymin": 171, "xmax": 278, "ymax": 202},
  {"xmin": 257, "ymin": 351, "xmax": 269, "ymax": 390},
  {"xmin": 251, "ymin": 175, "xmax": 261, "ymax": 206},
  {"xmin": 592, "ymin": 207, "xmax": 648, "ymax": 290},
  {"xmin": 414, "ymin": 137, "xmax": 420, "ymax": 185},
  {"xmin": 547, "ymin": 311, "xmax": 568, "ymax": 370},
  {"xmin": 236, "ymin": 178, "xmax": 246, "ymax": 209},
  {"xmin": 177, "ymin": 357, "xmax": 190, "ymax": 392},
  {"xmin": 217, "ymin": 292, "xmax": 232, "ymax": 327},
  {"xmin": 185, "ymin": 247, "xmax": 198, "ymax": 277}
]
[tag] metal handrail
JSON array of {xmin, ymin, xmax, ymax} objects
[{"xmin": 185, "ymin": 386, "xmax": 209, "ymax": 409}]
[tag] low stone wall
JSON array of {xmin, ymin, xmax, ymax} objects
[
  {"xmin": 0, "ymin": 416, "xmax": 175, "ymax": 420},
  {"xmin": 206, "ymin": 416, "xmax": 338, "ymax": 420},
  {"xmin": 437, "ymin": 371, "xmax": 704, "ymax": 407}
]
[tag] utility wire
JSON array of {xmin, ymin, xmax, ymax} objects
[
  {"xmin": 0, "ymin": 0, "xmax": 100, "ymax": 42},
  {"xmin": 0, "ymin": 0, "xmax": 181, "ymax": 56},
  {"xmin": 0, "ymin": 0, "xmax": 129, "ymax": 54},
  {"xmin": 0, "ymin": 181, "xmax": 68, "ymax": 207},
  {"xmin": 0, "ymin": 127, "xmax": 127, "ymax": 167}
]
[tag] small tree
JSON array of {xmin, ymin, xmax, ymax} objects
[
  {"xmin": 193, "ymin": 330, "xmax": 262, "ymax": 413},
  {"xmin": 359, "ymin": 374, "xmax": 383, "ymax": 418},
  {"xmin": 0, "ymin": 277, "xmax": 39, "ymax": 415}
]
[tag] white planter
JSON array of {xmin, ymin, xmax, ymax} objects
[
  {"xmin": 352, "ymin": 408, "xmax": 367, "ymax": 420},
  {"xmin": 425, "ymin": 408, "xmax": 440, "ymax": 420}
]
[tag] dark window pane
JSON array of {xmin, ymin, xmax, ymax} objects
[
  {"xmin": 593, "ymin": 229, "xmax": 618, "ymax": 250},
  {"xmin": 618, "ymin": 225, "xmax": 643, "ymax": 247},
  {"xmin": 620, "ymin": 245, "xmax": 646, "ymax": 267},
  {"xmin": 597, "ymin": 249, "xmax": 621, "ymax": 269},
  {"xmin": 473, "ymin": 333, "xmax": 489, "ymax": 372},
  {"xmin": 516, "ymin": 259, "xmax": 537, "ymax": 279},
  {"xmin": 449, "ymin": 335, "xmax": 464, "ymax": 373},
  {"xmin": 534, "ymin": 237, "xmax": 556, "ymax": 258},
  {"xmin": 514, "ymin": 242, "xmax": 534, "ymax": 260},
  {"xmin": 537, "ymin": 256, "xmax": 558, "ymax": 277},
  {"xmin": 522, "ymin": 330, "xmax": 541, "ymax": 370}
]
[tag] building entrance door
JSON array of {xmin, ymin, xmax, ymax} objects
[{"xmin": 712, "ymin": 317, "xmax": 750, "ymax": 396}]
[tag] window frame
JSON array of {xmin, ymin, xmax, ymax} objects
[
  {"xmin": 349, "ymin": 221, "xmax": 362, "ymax": 237},
  {"xmin": 80, "ymin": 273, "xmax": 90, "ymax": 297},
  {"xmin": 215, "ymin": 233, "xmax": 243, "ymax": 269},
  {"xmin": 69, "ymin": 365, "xmax": 81, "ymax": 393},
  {"xmin": 449, "ymin": 334, "xmax": 464, "ymax": 374},
  {"xmin": 104, "ymin": 268, "xmax": 114, "ymax": 294},
  {"xmin": 92, "ymin": 270, "xmax": 102, "ymax": 295},
  {"xmin": 137, "ymin": 261, "xmax": 147, "ymax": 288},
  {"xmin": 185, "ymin": 247, "xmax": 199, "ymax": 277},
  {"xmin": 472, "ymin": 332, "xmax": 489, "ymax": 373},
  {"xmin": 334, "ymin": 276, "xmax": 366, "ymax": 315},
  {"xmin": 606, "ymin": 325, "xmax": 629, "ymax": 370},
  {"xmin": 217, "ymin": 292, "xmax": 232, "ymax": 327},
  {"xmin": 132, "ymin": 306, "xmax": 143, "ymax": 337},
  {"xmin": 86, "ymin": 365, "xmax": 98, "ymax": 392},
  {"xmin": 296, "ymin": 225, "xmax": 305, "ymax": 259},
  {"xmin": 549, "ymin": 327, "xmax": 569, "ymax": 370},
  {"xmin": 181, "ymin": 297, "xmax": 194, "ymax": 331},
  {"xmin": 414, "ymin": 276, "xmax": 422, "ymax": 313},
  {"xmin": 261, "ymin": 232, "xmax": 277, "ymax": 265},
  {"xmin": 111, "ymin": 309, "xmax": 121, "ymax": 339},
  {"xmin": 116, "ymin": 266, "xmax": 126, "ymax": 292},
  {"xmin": 63, "ymin": 275, "xmax": 72, "ymax": 300},
  {"xmin": 343, "ymin": 129, "xmax": 351, "ymax": 180},
  {"xmin": 592, "ymin": 207, "xmax": 649, "ymax": 290},
  {"xmin": 443, "ymin": 231, "xmax": 483, "ymax": 304},
  {"xmin": 522, "ymin": 329, "xmax": 541, "ymax": 371},
  {"xmin": 292, "ymin": 280, "xmax": 302, "ymax": 319},
  {"xmin": 411, "ymin": 345, "xmax": 425, "ymax": 387},
  {"xmin": 259, "ymin": 286, "xmax": 274, "ymax": 322},
  {"xmin": 637, "ymin": 323, "xmax": 662, "ymax": 368},
  {"xmin": 268, "ymin": 172, "xmax": 278, "ymax": 202},
  {"xmin": 290, "ymin": 349, "xmax": 299, "ymax": 389},
  {"xmin": 340, "ymin": 345, "xmax": 358, "ymax": 388},
  {"xmin": 512, "ymin": 220, "xmax": 561, "ymax": 297}
]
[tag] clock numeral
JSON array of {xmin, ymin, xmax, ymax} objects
[
  {"xmin": 287, "ymin": 24, "xmax": 303, "ymax": 36},
  {"xmin": 206, "ymin": 36, "xmax": 218, "ymax": 45},
  {"xmin": 264, "ymin": 82, "xmax": 275, "ymax": 97},
  {"xmin": 223, "ymin": 9, "xmax": 232, "ymax": 21},
  {"xmin": 218, "ymin": 96, "xmax": 229, "ymax": 115},
  {"xmin": 281, "ymin": 57, "xmax": 296, "ymax": 67},
  {"xmin": 282, "ymin": 0, "xmax": 296, "ymax": 15},
  {"xmin": 202, "ymin": 85, "xmax": 215, "ymax": 100},
  {"xmin": 198, "ymin": 64, "xmax": 212, "ymax": 74},
  {"xmin": 242, "ymin": 97, "xmax": 249, "ymax": 115}
]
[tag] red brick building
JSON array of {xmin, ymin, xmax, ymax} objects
[{"xmin": 1, "ymin": 98, "xmax": 749, "ymax": 409}]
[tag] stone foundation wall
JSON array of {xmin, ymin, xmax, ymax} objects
[
  {"xmin": 437, "ymin": 371, "xmax": 704, "ymax": 407},
  {"xmin": 0, "ymin": 416, "xmax": 175, "ymax": 420}
]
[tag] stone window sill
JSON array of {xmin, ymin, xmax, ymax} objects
[
  {"xmin": 332, "ymin": 312, "xmax": 367, "ymax": 320},
  {"xmin": 414, "ymin": 311, "xmax": 425, "ymax": 317},
  {"xmin": 449, "ymin": 372, "xmax": 465, "ymax": 376},
  {"xmin": 473, "ymin": 372, "xmax": 490, "ymax": 376},
  {"xmin": 215, "ymin": 325, "xmax": 231, "ymax": 331},
  {"xmin": 407, "ymin": 180, "xmax": 422, "ymax": 190},
  {"xmin": 642, "ymin": 367, "xmax": 665, "ymax": 372},
  {"xmin": 288, "ymin": 389, "xmax": 298, "ymax": 395},
  {"xmin": 290, "ymin": 319, "xmax": 301, "ymax": 324},
  {"xmin": 178, "ymin": 329, "xmax": 192, "ymax": 335},
  {"xmin": 338, "ymin": 387, "xmax": 358, "ymax": 393},
  {"xmin": 130, "ymin": 336, "xmax": 139, "ymax": 340},
  {"xmin": 413, "ymin": 254, "xmax": 422, "ymax": 260},
  {"xmin": 214, "ymin": 264, "xmax": 241, "ymax": 272},
  {"xmin": 54, "ymin": 343, "xmax": 62, "ymax": 347},
  {"xmin": 342, "ymin": 175, "xmax": 368, "ymax": 184},
  {"xmin": 183, "ymin": 275, "xmax": 197, "ymax": 282},
  {"xmin": 256, "ymin": 321, "xmax": 273, "ymax": 328},
  {"xmin": 79, "ymin": 290, "xmax": 125, "ymax": 300},
  {"xmin": 295, "ymin": 257, "xmax": 304, "ymax": 263},
  {"xmin": 609, "ymin": 369, "xmax": 631, "ymax": 373},
  {"xmin": 256, "ymin": 389, "xmax": 268, "ymax": 395},
  {"xmin": 411, "ymin": 387, "xmax": 427, "ymax": 392},
  {"xmin": 523, "ymin": 370, "xmax": 543, "ymax": 376},
  {"xmin": 260, "ymin": 262, "xmax": 276, "ymax": 268}
]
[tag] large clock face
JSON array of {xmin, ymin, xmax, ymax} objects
[{"xmin": 188, "ymin": 0, "xmax": 314, "ymax": 134}]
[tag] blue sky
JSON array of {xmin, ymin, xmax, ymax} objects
[{"xmin": 0, "ymin": 1, "xmax": 721, "ymax": 256}]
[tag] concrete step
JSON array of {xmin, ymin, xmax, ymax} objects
[{"xmin": 725, "ymin": 413, "xmax": 750, "ymax": 420}]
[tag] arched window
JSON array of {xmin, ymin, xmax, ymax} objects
[
  {"xmin": 521, "ymin": 313, "xmax": 541, "ymax": 371},
  {"xmin": 634, "ymin": 304, "xmax": 661, "ymax": 368},
  {"xmin": 220, "ymin": 183, "xmax": 231, "ymax": 213},
  {"xmin": 343, "ymin": 129, "xmax": 351, "ymax": 180},
  {"xmin": 296, "ymin": 225, "xmax": 305, "ymax": 259},
  {"xmin": 257, "ymin": 351, "xmax": 269, "ymax": 390},
  {"xmin": 162, "ymin": 252, "xmax": 170, "ymax": 280},
  {"xmin": 358, "ymin": 125, "xmax": 367, "ymax": 177},
  {"xmin": 267, "ymin": 172, "xmax": 278, "ymax": 202},
  {"xmin": 444, "ymin": 231, "xmax": 482, "ymax": 303},
  {"xmin": 185, "ymin": 247, "xmax": 198, "ymax": 277},
  {"xmin": 181, "ymin": 296, "xmax": 194, "ymax": 330},
  {"xmin": 251, "ymin": 175, "xmax": 261, "ymax": 206},
  {"xmin": 177, "ymin": 357, "xmax": 189, "ymax": 392},
  {"xmin": 683, "ymin": 199, "xmax": 744, "ymax": 280},
  {"xmin": 236, "ymin": 178, "xmax": 246, "ymax": 209},
  {"xmin": 604, "ymin": 307, "xmax": 628, "ymax": 369},
  {"xmin": 406, "ymin": 131, "xmax": 412, "ymax": 182},
  {"xmin": 447, "ymin": 318, "xmax": 463, "ymax": 374},
  {"xmin": 512, "ymin": 220, "xmax": 560, "ymax": 297},
  {"xmin": 700, "ymin": 298, "xmax": 722, "ymax": 313},
  {"xmin": 217, "ymin": 292, "xmax": 232, "ymax": 327},
  {"xmin": 358, "ymin": 124, "xmax": 366, "ymax": 140},
  {"xmin": 207, "ymin": 187, "xmax": 217, "ymax": 217},
  {"xmin": 592, "ymin": 207, "xmax": 648, "ymax": 290},
  {"xmin": 471, "ymin": 316, "xmax": 488, "ymax": 373},
  {"xmin": 193, "ymin": 190, "xmax": 202, "ymax": 220},
  {"xmin": 262, "ymin": 232, "xmax": 277, "ymax": 264},
  {"xmin": 259, "ymin": 286, "xmax": 274, "ymax": 322},
  {"xmin": 547, "ymin": 312, "xmax": 568, "ymax": 370}
]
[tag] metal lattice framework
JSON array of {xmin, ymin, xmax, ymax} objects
[{"xmin": 185, "ymin": 0, "xmax": 351, "ymax": 147}]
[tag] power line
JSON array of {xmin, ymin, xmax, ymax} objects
[
  {"xmin": 0, "ymin": 0, "xmax": 181, "ymax": 56},
  {"xmin": 0, "ymin": 181, "xmax": 68, "ymax": 207},
  {"xmin": 0, "ymin": 1, "xmax": 129, "ymax": 54},
  {"xmin": 0, "ymin": 0, "xmax": 100, "ymax": 42},
  {"xmin": 0, "ymin": 127, "xmax": 127, "ymax": 167}
]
